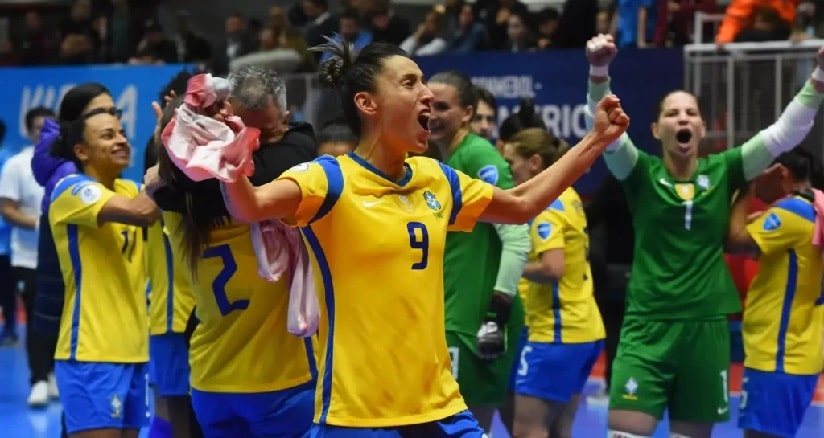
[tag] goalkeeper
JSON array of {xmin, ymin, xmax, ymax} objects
[{"xmin": 427, "ymin": 71, "xmax": 530, "ymax": 432}]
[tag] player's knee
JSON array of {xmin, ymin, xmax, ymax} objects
[{"xmin": 607, "ymin": 431, "xmax": 651, "ymax": 438}]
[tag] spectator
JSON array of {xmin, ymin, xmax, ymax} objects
[
  {"xmin": 302, "ymin": 0, "xmax": 338, "ymax": 60},
  {"xmin": 475, "ymin": 0, "xmax": 529, "ymax": 50},
  {"xmin": 653, "ymin": 0, "xmax": 718, "ymax": 46},
  {"xmin": 504, "ymin": 9, "xmax": 537, "ymax": 52},
  {"xmin": 268, "ymin": 6, "xmax": 315, "ymax": 71},
  {"xmin": 554, "ymin": 0, "xmax": 599, "ymax": 49},
  {"xmin": 320, "ymin": 8, "xmax": 372, "ymax": 63},
  {"xmin": 134, "ymin": 19, "xmax": 178, "ymax": 64},
  {"xmin": 445, "ymin": 3, "xmax": 488, "ymax": 53},
  {"xmin": 317, "ymin": 120, "xmax": 357, "ymax": 157},
  {"xmin": 735, "ymin": 6, "xmax": 792, "ymax": 41},
  {"xmin": 369, "ymin": 0, "xmax": 412, "ymax": 45},
  {"xmin": 0, "ymin": 41, "xmax": 19, "ymax": 66},
  {"xmin": 615, "ymin": 0, "xmax": 659, "ymax": 48},
  {"xmin": 471, "ymin": 87, "xmax": 497, "ymax": 142},
  {"xmin": 105, "ymin": 0, "xmax": 141, "ymax": 63},
  {"xmin": 535, "ymin": 7, "xmax": 561, "ymax": 49},
  {"xmin": 13, "ymin": 11, "xmax": 59, "ymax": 65},
  {"xmin": 172, "ymin": 10, "xmax": 212, "ymax": 64},
  {"xmin": 215, "ymin": 12, "xmax": 256, "ymax": 75},
  {"xmin": 716, "ymin": 0, "xmax": 800, "ymax": 44},
  {"xmin": 401, "ymin": 10, "xmax": 447, "ymax": 56},
  {"xmin": 58, "ymin": 0, "xmax": 98, "ymax": 64}
]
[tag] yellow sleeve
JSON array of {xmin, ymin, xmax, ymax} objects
[
  {"xmin": 531, "ymin": 200, "xmax": 566, "ymax": 254},
  {"xmin": 441, "ymin": 163, "xmax": 494, "ymax": 232},
  {"xmin": 746, "ymin": 203, "xmax": 805, "ymax": 256},
  {"xmin": 276, "ymin": 157, "xmax": 340, "ymax": 227},
  {"xmin": 49, "ymin": 174, "xmax": 116, "ymax": 228}
]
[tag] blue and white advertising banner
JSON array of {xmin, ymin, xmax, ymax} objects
[
  {"xmin": 415, "ymin": 48, "xmax": 684, "ymax": 195},
  {"xmin": 0, "ymin": 64, "xmax": 194, "ymax": 182}
]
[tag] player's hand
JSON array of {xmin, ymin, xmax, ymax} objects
[
  {"xmin": 592, "ymin": 95, "xmax": 630, "ymax": 146},
  {"xmin": 586, "ymin": 34, "xmax": 617, "ymax": 67},
  {"xmin": 476, "ymin": 291, "xmax": 513, "ymax": 360}
]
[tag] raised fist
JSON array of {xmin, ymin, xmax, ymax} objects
[{"xmin": 586, "ymin": 34, "xmax": 618, "ymax": 67}]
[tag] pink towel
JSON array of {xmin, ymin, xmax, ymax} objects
[
  {"xmin": 164, "ymin": 73, "xmax": 319, "ymax": 337},
  {"xmin": 161, "ymin": 73, "xmax": 260, "ymax": 183},
  {"xmin": 811, "ymin": 188, "xmax": 824, "ymax": 252},
  {"xmin": 252, "ymin": 220, "xmax": 319, "ymax": 337}
]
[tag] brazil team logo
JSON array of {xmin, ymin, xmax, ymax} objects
[
  {"xmin": 763, "ymin": 212, "xmax": 781, "ymax": 231},
  {"xmin": 423, "ymin": 191, "xmax": 443, "ymax": 218},
  {"xmin": 674, "ymin": 183, "xmax": 695, "ymax": 201}
]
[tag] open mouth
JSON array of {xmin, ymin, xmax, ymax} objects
[
  {"xmin": 418, "ymin": 111, "xmax": 431, "ymax": 132},
  {"xmin": 676, "ymin": 129, "xmax": 692, "ymax": 144}
]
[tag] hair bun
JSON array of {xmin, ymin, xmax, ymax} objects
[
  {"xmin": 518, "ymin": 98, "xmax": 536, "ymax": 122},
  {"xmin": 319, "ymin": 56, "xmax": 345, "ymax": 87}
]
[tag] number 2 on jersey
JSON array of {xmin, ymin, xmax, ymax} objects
[
  {"xmin": 202, "ymin": 244, "xmax": 249, "ymax": 316},
  {"xmin": 407, "ymin": 222, "xmax": 429, "ymax": 270}
]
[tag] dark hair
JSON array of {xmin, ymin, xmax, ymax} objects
[
  {"xmin": 655, "ymin": 90, "xmax": 701, "ymax": 120},
  {"xmin": 498, "ymin": 98, "xmax": 546, "ymax": 142},
  {"xmin": 474, "ymin": 87, "xmax": 496, "ymax": 112},
  {"xmin": 51, "ymin": 107, "xmax": 120, "ymax": 171},
  {"xmin": 58, "ymin": 82, "xmax": 111, "ymax": 123},
  {"xmin": 311, "ymin": 38, "xmax": 407, "ymax": 137},
  {"xmin": 145, "ymin": 96, "xmax": 184, "ymax": 172},
  {"xmin": 774, "ymin": 148, "xmax": 824, "ymax": 189},
  {"xmin": 429, "ymin": 70, "xmax": 478, "ymax": 109},
  {"xmin": 318, "ymin": 119, "xmax": 358, "ymax": 146},
  {"xmin": 509, "ymin": 127, "xmax": 569, "ymax": 169},
  {"xmin": 159, "ymin": 69, "xmax": 195, "ymax": 104},
  {"xmin": 25, "ymin": 107, "xmax": 56, "ymax": 132}
]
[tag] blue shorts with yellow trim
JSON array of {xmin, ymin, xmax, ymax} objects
[
  {"xmin": 149, "ymin": 333, "xmax": 190, "ymax": 396},
  {"xmin": 515, "ymin": 340, "xmax": 602, "ymax": 403},
  {"xmin": 310, "ymin": 410, "xmax": 485, "ymax": 437},
  {"xmin": 191, "ymin": 381, "xmax": 314, "ymax": 438},
  {"xmin": 55, "ymin": 360, "xmax": 149, "ymax": 434},
  {"xmin": 738, "ymin": 368, "xmax": 818, "ymax": 438}
]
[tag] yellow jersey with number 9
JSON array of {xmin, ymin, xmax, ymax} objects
[
  {"xmin": 277, "ymin": 153, "xmax": 494, "ymax": 427},
  {"xmin": 524, "ymin": 188, "xmax": 604, "ymax": 344},
  {"xmin": 146, "ymin": 220, "xmax": 196, "ymax": 335},
  {"xmin": 49, "ymin": 174, "xmax": 148, "ymax": 362},
  {"xmin": 744, "ymin": 195, "xmax": 824, "ymax": 375},
  {"xmin": 163, "ymin": 212, "xmax": 317, "ymax": 393}
]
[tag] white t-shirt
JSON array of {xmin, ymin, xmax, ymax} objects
[{"xmin": 0, "ymin": 147, "xmax": 43, "ymax": 269}]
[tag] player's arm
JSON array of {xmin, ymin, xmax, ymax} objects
[
  {"xmin": 0, "ymin": 161, "xmax": 37, "ymax": 230},
  {"xmin": 50, "ymin": 175, "xmax": 159, "ymax": 228},
  {"xmin": 521, "ymin": 209, "xmax": 566, "ymax": 283},
  {"xmin": 728, "ymin": 192, "xmax": 800, "ymax": 259},
  {"xmin": 738, "ymin": 65, "xmax": 824, "ymax": 182}
]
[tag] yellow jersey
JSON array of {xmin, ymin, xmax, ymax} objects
[
  {"xmin": 163, "ymin": 212, "xmax": 317, "ymax": 393},
  {"xmin": 146, "ymin": 219, "xmax": 196, "ymax": 335},
  {"xmin": 744, "ymin": 195, "xmax": 824, "ymax": 375},
  {"xmin": 49, "ymin": 175, "xmax": 148, "ymax": 362},
  {"xmin": 278, "ymin": 153, "xmax": 493, "ymax": 427},
  {"xmin": 524, "ymin": 188, "xmax": 605, "ymax": 344}
]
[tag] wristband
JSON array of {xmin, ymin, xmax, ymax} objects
[
  {"xmin": 812, "ymin": 67, "xmax": 824, "ymax": 83},
  {"xmin": 589, "ymin": 64, "xmax": 609, "ymax": 78}
]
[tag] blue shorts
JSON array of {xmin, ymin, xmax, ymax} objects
[
  {"xmin": 192, "ymin": 382, "xmax": 314, "ymax": 438},
  {"xmin": 514, "ymin": 340, "xmax": 603, "ymax": 403},
  {"xmin": 149, "ymin": 333, "xmax": 190, "ymax": 396},
  {"xmin": 310, "ymin": 410, "xmax": 485, "ymax": 437},
  {"xmin": 738, "ymin": 368, "xmax": 818, "ymax": 438},
  {"xmin": 508, "ymin": 327, "xmax": 529, "ymax": 389},
  {"xmin": 55, "ymin": 360, "xmax": 149, "ymax": 434}
]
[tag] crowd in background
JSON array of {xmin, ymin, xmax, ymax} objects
[{"xmin": 1, "ymin": 0, "xmax": 823, "ymax": 73}]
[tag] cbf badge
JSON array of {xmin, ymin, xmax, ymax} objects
[
  {"xmin": 675, "ymin": 183, "xmax": 695, "ymax": 201},
  {"xmin": 696, "ymin": 174, "xmax": 710, "ymax": 190},
  {"xmin": 423, "ymin": 191, "xmax": 443, "ymax": 218}
]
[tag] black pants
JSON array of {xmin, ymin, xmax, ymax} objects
[
  {"xmin": 597, "ymin": 294, "xmax": 626, "ymax": 390},
  {"xmin": 0, "ymin": 255, "xmax": 15, "ymax": 332},
  {"xmin": 15, "ymin": 267, "xmax": 56, "ymax": 384}
]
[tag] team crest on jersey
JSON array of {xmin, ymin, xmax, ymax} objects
[
  {"xmin": 423, "ymin": 191, "xmax": 442, "ymax": 217},
  {"xmin": 763, "ymin": 212, "xmax": 781, "ymax": 231},
  {"xmin": 110, "ymin": 394, "xmax": 123, "ymax": 418},
  {"xmin": 477, "ymin": 165, "xmax": 499, "ymax": 185},
  {"xmin": 75, "ymin": 183, "xmax": 103, "ymax": 205},
  {"xmin": 622, "ymin": 377, "xmax": 638, "ymax": 400},
  {"xmin": 537, "ymin": 222, "xmax": 551, "ymax": 240},
  {"xmin": 696, "ymin": 174, "xmax": 711, "ymax": 190},
  {"xmin": 289, "ymin": 162, "xmax": 310, "ymax": 172},
  {"xmin": 674, "ymin": 183, "xmax": 695, "ymax": 201}
]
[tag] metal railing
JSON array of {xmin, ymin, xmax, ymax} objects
[{"xmin": 686, "ymin": 12, "xmax": 824, "ymax": 155}]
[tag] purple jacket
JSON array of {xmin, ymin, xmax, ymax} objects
[{"xmin": 32, "ymin": 118, "xmax": 77, "ymax": 213}]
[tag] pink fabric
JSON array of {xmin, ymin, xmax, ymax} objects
[
  {"xmin": 161, "ymin": 74, "xmax": 260, "ymax": 183},
  {"xmin": 251, "ymin": 220, "xmax": 319, "ymax": 337},
  {"xmin": 163, "ymin": 73, "xmax": 319, "ymax": 337},
  {"xmin": 811, "ymin": 188, "xmax": 824, "ymax": 251}
]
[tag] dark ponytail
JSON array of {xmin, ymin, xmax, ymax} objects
[{"xmin": 498, "ymin": 98, "xmax": 547, "ymax": 142}]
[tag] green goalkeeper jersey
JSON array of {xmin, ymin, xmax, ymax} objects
[{"xmin": 443, "ymin": 133, "xmax": 513, "ymax": 336}]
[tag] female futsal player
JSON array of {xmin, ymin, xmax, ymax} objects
[
  {"xmin": 427, "ymin": 70, "xmax": 529, "ymax": 434},
  {"xmin": 150, "ymin": 66, "xmax": 318, "ymax": 438},
  {"xmin": 501, "ymin": 127, "xmax": 605, "ymax": 438},
  {"xmin": 584, "ymin": 34, "xmax": 824, "ymax": 438},
  {"xmin": 215, "ymin": 40, "xmax": 628, "ymax": 436},
  {"xmin": 49, "ymin": 107, "xmax": 159, "ymax": 438}
]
